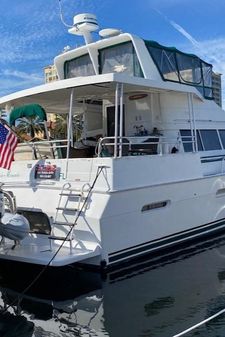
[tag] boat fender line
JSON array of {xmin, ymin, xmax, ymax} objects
[
  {"xmin": 0, "ymin": 213, "xmax": 30, "ymax": 242},
  {"xmin": 0, "ymin": 166, "xmax": 104, "ymax": 315},
  {"xmin": 172, "ymin": 307, "xmax": 225, "ymax": 337}
]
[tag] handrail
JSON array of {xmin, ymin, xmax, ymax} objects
[
  {"xmin": 16, "ymin": 139, "xmax": 68, "ymax": 148},
  {"xmin": 97, "ymin": 136, "xmax": 185, "ymax": 157},
  {"xmin": 15, "ymin": 139, "xmax": 69, "ymax": 160},
  {"xmin": 2, "ymin": 190, "xmax": 17, "ymax": 213}
]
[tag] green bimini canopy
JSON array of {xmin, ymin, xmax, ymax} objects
[{"xmin": 9, "ymin": 104, "xmax": 47, "ymax": 126}]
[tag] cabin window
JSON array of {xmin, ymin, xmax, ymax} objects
[
  {"xmin": 199, "ymin": 130, "xmax": 221, "ymax": 151},
  {"xmin": 142, "ymin": 201, "xmax": 168, "ymax": 212},
  {"xmin": 99, "ymin": 42, "xmax": 143, "ymax": 77},
  {"xmin": 145, "ymin": 40, "xmax": 213, "ymax": 100},
  {"xmin": 218, "ymin": 130, "xmax": 225, "ymax": 148},
  {"xmin": 180, "ymin": 130, "xmax": 203, "ymax": 152},
  {"xmin": 180, "ymin": 130, "xmax": 193, "ymax": 152},
  {"xmin": 64, "ymin": 54, "xmax": 95, "ymax": 78}
]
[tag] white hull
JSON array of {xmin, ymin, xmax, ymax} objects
[{"xmin": 0, "ymin": 154, "xmax": 225, "ymax": 268}]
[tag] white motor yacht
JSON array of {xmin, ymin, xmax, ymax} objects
[{"xmin": 0, "ymin": 13, "xmax": 225, "ymax": 270}]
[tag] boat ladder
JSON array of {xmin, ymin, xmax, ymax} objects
[{"xmin": 49, "ymin": 182, "xmax": 90, "ymax": 253}]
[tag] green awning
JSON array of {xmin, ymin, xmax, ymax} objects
[{"xmin": 9, "ymin": 104, "xmax": 47, "ymax": 126}]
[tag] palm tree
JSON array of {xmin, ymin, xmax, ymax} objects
[
  {"xmin": 51, "ymin": 114, "xmax": 83, "ymax": 141},
  {"xmin": 51, "ymin": 114, "xmax": 68, "ymax": 140},
  {"xmin": 15, "ymin": 116, "xmax": 46, "ymax": 141}
]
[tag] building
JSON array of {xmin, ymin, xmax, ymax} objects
[
  {"xmin": 212, "ymin": 72, "xmax": 222, "ymax": 107},
  {"xmin": 44, "ymin": 65, "xmax": 58, "ymax": 83},
  {"xmin": 43, "ymin": 65, "xmax": 59, "ymax": 133}
]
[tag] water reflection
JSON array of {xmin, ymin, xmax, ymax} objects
[{"xmin": 1, "ymin": 234, "xmax": 225, "ymax": 336}]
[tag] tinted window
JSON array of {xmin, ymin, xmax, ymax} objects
[
  {"xmin": 200, "ymin": 130, "xmax": 221, "ymax": 150},
  {"xmin": 196, "ymin": 130, "xmax": 203, "ymax": 151},
  {"xmin": 219, "ymin": 130, "xmax": 225, "ymax": 148},
  {"xmin": 180, "ymin": 130, "xmax": 192, "ymax": 152},
  {"xmin": 180, "ymin": 130, "xmax": 203, "ymax": 152}
]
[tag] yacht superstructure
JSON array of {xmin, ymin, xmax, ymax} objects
[{"xmin": 0, "ymin": 13, "xmax": 225, "ymax": 269}]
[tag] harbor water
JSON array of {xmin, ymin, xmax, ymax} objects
[{"xmin": 1, "ymin": 234, "xmax": 225, "ymax": 336}]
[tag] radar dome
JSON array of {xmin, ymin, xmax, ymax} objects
[
  {"xmin": 99, "ymin": 28, "xmax": 121, "ymax": 38},
  {"xmin": 68, "ymin": 13, "xmax": 99, "ymax": 44}
]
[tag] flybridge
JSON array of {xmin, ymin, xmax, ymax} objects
[{"xmin": 55, "ymin": 13, "xmax": 214, "ymax": 101}]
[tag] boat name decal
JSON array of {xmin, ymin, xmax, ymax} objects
[{"xmin": 34, "ymin": 164, "xmax": 60, "ymax": 180}]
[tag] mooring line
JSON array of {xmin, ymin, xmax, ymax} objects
[{"xmin": 172, "ymin": 307, "xmax": 225, "ymax": 337}]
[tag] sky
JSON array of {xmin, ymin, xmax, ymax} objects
[{"xmin": 1, "ymin": 0, "xmax": 225, "ymax": 105}]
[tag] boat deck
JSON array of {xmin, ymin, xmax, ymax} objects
[{"xmin": 0, "ymin": 239, "xmax": 101, "ymax": 266}]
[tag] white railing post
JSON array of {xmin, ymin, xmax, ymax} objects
[
  {"xmin": 119, "ymin": 84, "xmax": 124, "ymax": 158},
  {"xmin": 114, "ymin": 84, "xmax": 119, "ymax": 158},
  {"xmin": 190, "ymin": 93, "xmax": 198, "ymax": 152},
  {"xmin": 66, "ymin": 88, "xmax": 74, "ymax": 178},
  {"xmin": 187, "ymin": 93, "xmax": 197, "ymax": 152}
]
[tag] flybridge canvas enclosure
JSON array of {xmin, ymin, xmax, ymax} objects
[{"xmin": 145, "ymin": 40, "xmax": 213, "ymax": 99}]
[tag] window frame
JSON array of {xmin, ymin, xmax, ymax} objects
[
  {"xmin": 64, "ymin": 53, "xmax": 95, "ymax": 79},
  {"xmin": 98, "ymin": 41, "xmax": 144, "ymax": 77},
  {"xmin": 199, "ymin": 129, "xmax": 222, "ymax": 151}
]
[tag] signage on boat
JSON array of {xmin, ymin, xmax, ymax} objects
[
  {"xmin": 129, "ymin": 93, "xmax": 148, "ymax": 101},
  {"xmin": 34, "ymin": 164, "xmax": 60, "ymax": 180},
  {"xmin": 0, "ymin": 172, "xmax": 19, "ymax": 178}
]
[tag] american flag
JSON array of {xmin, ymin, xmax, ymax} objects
[{"xmin": 0, "ymin": 122, "xmax": 18, "ymax": 170}]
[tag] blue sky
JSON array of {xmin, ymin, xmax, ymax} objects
[{"xmin": 1, "ymin": 0, "xmax": 225, "ymax": 104}]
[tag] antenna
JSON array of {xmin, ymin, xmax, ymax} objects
[{"xmin": 58, "ymin": 0, "xmax": 73, "ymax": 28}]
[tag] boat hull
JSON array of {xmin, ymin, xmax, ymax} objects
[{"xmin": 1, "ymin": 156, "xmax": 225, "ymax": 269}]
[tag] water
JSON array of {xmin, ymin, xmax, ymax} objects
[{"xmin": 1, "ymin": 234, "xmax": 225, "ymax": 336}]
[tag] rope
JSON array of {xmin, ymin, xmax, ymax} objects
[
  {"xmin": 0, "ymin": 166, "xmax": 104, "ymax": 314},
  {"xmin": 172, "ymin": 308, "xmax": 225, "ymax": 337}
]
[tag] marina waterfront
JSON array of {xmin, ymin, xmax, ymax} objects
[{"xmin": 1, "ymin": 234, "xmax": 225, "ymax": 336}]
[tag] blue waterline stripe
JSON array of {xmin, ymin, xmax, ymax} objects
[
  {"xmin": 108, "ymin": 218, "xmax": 225, "ymax": 263},
  {"xmin": 201, "ymin": 157, "xmax": 223, "ymax": 163}
]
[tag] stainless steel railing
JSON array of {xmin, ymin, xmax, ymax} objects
[
  {"xmin": 97, "ymin": 136, "xmax": 184, "ymax": 158},
  {"xmin": 14, "ymin": 139, "xmax": 68, "ymax": 160}
]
